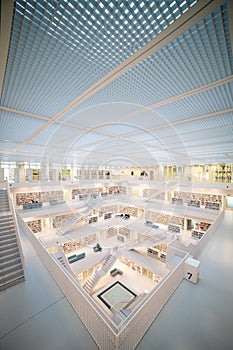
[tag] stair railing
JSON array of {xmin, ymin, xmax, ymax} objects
[{"xmin": 6, "ymin": 180, "xmax": 25, "ymax": 272}]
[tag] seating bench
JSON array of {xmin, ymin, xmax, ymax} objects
[
  {"xmin": 68, "ymin": 252, "xmax": 85, "ymax": 264},
  {"xmin": 110, "ymin": 268, "xmax": 123, "ymax": 277},
  {"xmin": 23, "ymin": 202, "xmax": 42, "ymax": 209}
]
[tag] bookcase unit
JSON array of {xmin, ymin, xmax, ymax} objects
[
  {"xmin": 119, "ymin": 256, "xmax": 161, "ymax": 283},
  {"xmin": 122, "ymin": 206, "xmax": 138, "ymax": 217},
  {"xmin": 27, "ymin": 220, "xmax": 42, "ymax": 233},
  {"xmin": 194, "ymin": 221, "xmax": 211, "ymax": 231},
  {"xmin": 106, "ymin": 227, "xmax": 117, "ymax": 238},
  {"xmin": 172, "ymin": 198, "xmax": 183, "ymax": 205},
  {"xmin": 205, "ymin": 202, "xmax": 220, "ymax": 210},
  {"xmin": 71, "ymin": 187, "xmax": 103, "ymax": 199},
  {"xmin": 191, "ymin": 230, "xmax": 205, "ymax": 239},
  {"xmin": 104, "ymin": 212, "xmax": 112, "ymax": 220},
  {"xmin": 99, "ymin": 205, "xmax": 120, "ymax": 218},
  {"xmin": 168, "ymin": 224, "xmax": 180, "ymax": 233},
  {"xmin": 143, "ymin": 189, "xmax": 165, "ymax": 200},
  {"xmin": 98, "ymin": 170, "xmax": 104, "ymax": 179},
  {"xmin": 173, "ymin": 191, "xmax": 223, "ymax": 208},
  {"xmin": 187, "ymin": 200, "xmax": 200, "ymax": 208},
  {"xmin": 119, "ymin": 227, "xmax": 130, "ymax": 239},
  {"xmin": 145, "ymin": 211, "xmax": 184, "ymax": 229},
  {"xmin": 147, "ymin": 243, "xmax": 167, "ymax": 259},
  {"xmin": 61, "ymin": 234, "xmax": 97, "ymax": 254},
  {"xmin": 16, "ymin": 190, "xmax": 64, "ymax": 206},
  {"xmin": 214, "ymin": 164, "xmax": 232, "ymax": 182},
  {"xmin": 87, "ymin": 216, "xmax": 98, "ymax": 224},
  {"xmin": 109, "ymin": 186, "xmax": 119, "ymax": 195}
]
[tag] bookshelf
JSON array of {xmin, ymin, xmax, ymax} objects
[
  {"xmin": 172, "ymin": 198, "xmax": 183, "ymax": 205},
  {"xmin": 187, "ymin": 200, "xmax": 200, "ymax": 208},
  {"xmin": 98, "ymin": 170, "xmax": 104, "ymax": 179},
  {"xmin": 61, "ymin": 234, "xmax": 97, "ymax": 255},
  {"xmin": 191, "ymin": 230, "xmax": 204, "ymax": 239},
  {"xmin": 122, "ymin": 206, "xmax": 138, "ymax": 217},
  {"xmin": 145, "ymin": 211, "xmax": 184, "ymax": 230},
  {"xmin": 91, "ymin": 170, "xmax": 97, "ymax": 179},
  {"xmin": 143, "ymin": 189, "xmax": 165, "ymax": 200},
  {"xmin": 118, "ymin": 186, "xmax": 127, "ymax": 195},
  {"xmin": 168, "ymin": 224, "xmax": 180, "ymax": 233},
  {"xmin": 214, "ymin": 164, "xmax": 232, "ymax": 182},
  {"xmin": 53, "ymin": 212, "xmax": 86, "ymax": 229},
  {"xmin": 147, "ymin": 243, "xmax": 167, "ymax": 261},
  {"xmin": 205, "ymin": 202, "xmax": 220, "ymax": 210},
  {"xmin": 119, "ymin": 256, "xmax": 161, "ymax": 283},
  {"xmin": 109, "ymin": 186, "xmax": 119, "ymax": 195},
  {"xmin": 71, "ymin": 187, "xmax": 103, "ymax": 199},
  {"xmin": 194, "ymin": 221, "xmax": 211, "ymax": 231},
  {"xmin": 99, "ymin": 205, "xmax": 119, "ymax": 217},
  {"xmin": 106, "ymin": 227, "xmax": 117, "ymax": 238},
  {"xmin": 173, "ymin": 191, "xmax": 222, "ymax": 208},
  {"xmin": 76, "ymin": 169, "xmax": 82, "ymax": 180},
  {"xmin": 15, "ymin": 190, "xmax": 63, "ymax": 206},
  {"xmin": 104, "ymin": 212, "xmax": 112, "ymax": 220},
  {"xmin": 27, "ymin": 220, "xmax": 42, "ymax": 233},
  {"xmin": 84, "ymin": 169, "xmax": 89, "ymax": 180},
  {"xmin": 87, "ymin": 216, "xmax": 98, "ymax": 224},
  {"xmin": 119, "ymin": 227, "xmax": 130, "ymax": 238}
]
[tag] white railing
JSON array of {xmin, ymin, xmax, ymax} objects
[
  {"xmin": 168, "ymin": 210, "xmax": 224, "ymax": 259},
  {"xmin": 6, "ymin": 181, "xmax": 25, "ymax": 271},
  {"xmin": 117, "ymin": 248, "xmax": 189, "ymax": 349},
  {"xmin": 16, "ymin": 213, "xmax": 120, "ymax": 349},
  {"xmin": 196, "ymin": 210, "xmax": 224, "ymax": 256}
]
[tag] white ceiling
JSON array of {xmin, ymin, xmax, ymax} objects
[{"xmin": 0, "ymin": 0, "xmax": 233, "ymax": 167}]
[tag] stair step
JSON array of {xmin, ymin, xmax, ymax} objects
[
  {"xmin": 0, "ymin": 241, "xmax": 18, "ymax": 251},
  {"xmin": 0, "ymin": 219, "xmax": 14, "ymax": 224},
  {"xmin": 0, "ymin": 232, "xmax": 16, "ymax": 241},
  {"xmin": 0, "ymin": 237, "xmax": 17, "ymax": 246},
  {"xmin": 0, "ymin": 246, "xmax": 19, "ymax": 257},
  {"xmin": 0, "ymin": 221, "xmax": 14, "ymax": 226},
  {"xmin": 0, "ymin": 268, "xmax": 24, "ymax": 285},
  {"xmin": 0, "ymin": 251, "xmax": 20, "ymax": 263},
  {"xmin": 0, "ymin": 228, "xmax": 16, "ymax": 236},
  {"xmin": 0, "ymin": 256, "xmax": 21, "ymax": 269},
  {"xmin": 0, "ymin": 261, "xmax": 23, "ymax": 276},
  {"xmin": 0, "ymin": 228, "xmax": 15, "ymax": 235},
  {"xmin": 0, "ymin": 274, "xmax": 25, "ymax": 292},
  {"xmin": 0, "ymin": 214, "xmax": 12, "ymax": 219}
]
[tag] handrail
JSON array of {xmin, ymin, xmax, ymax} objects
[{"xmin": 6, "ymin": 180, "xmax": 25, "ymax": 271}]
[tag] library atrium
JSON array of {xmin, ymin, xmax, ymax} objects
[{"xmin": 0, "ymin": 0, "xmax": 233, "ymax": 349}]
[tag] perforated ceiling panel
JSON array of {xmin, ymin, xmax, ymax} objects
[
  {"xmin": 0, "ymin": 0, "xmax": 233, "ymax": 166},
  {"xmin": 0, "ymin": 110, "xmax": 46, "ymax": 142},
  {"xmin": 1, "ymin": 0, "xmax": 198, "ymax": 117}
]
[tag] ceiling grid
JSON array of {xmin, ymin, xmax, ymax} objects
[{"xmin": 0, "ymin": 0, "xmax": 232, "ymax": 165}]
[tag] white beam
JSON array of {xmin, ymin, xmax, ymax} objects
[
  {"xmin": 15, "ymin": 0, "xmax": 226, "ymax": 151},
  {"xmin": 0, "ymin": 0, "xmax": 14, "ymax": 98},
  {"xmin": 227, "ymin": 0, "xmax": 233, "ymax": 55}
]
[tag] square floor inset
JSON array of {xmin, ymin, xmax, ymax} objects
[{"xmin": 97, "ymin": 281, "xmax": 136, "ymax": 310}]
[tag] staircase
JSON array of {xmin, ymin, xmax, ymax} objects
[
  {"xmin": 83, "ymin": 254, "xmax": 116, "ymax": 294},
  {"xmin": 57, "ymin": 256, "xmax": 69, "ymax": 271},
  {"xmin": 112, "ymin": 293, "xmax": 146, "ymax": 316},
  {"xmin": 0, "ymin": 189, "xmax": 10, "ymax": 212},
  {"xmin": 58, "ymin": 213, "xmax": 81, "ymax": 235},
  {"xmin": 58, "ymin": 204, "xmax": 95, "ymax": 235},
  {"xmin": 0, "ymin": 189, "xmax": 25, "ymax": 291}
]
